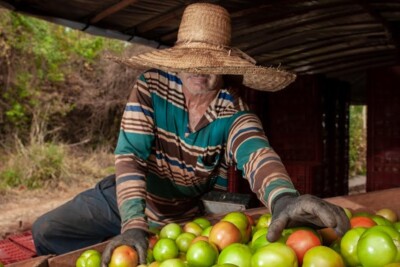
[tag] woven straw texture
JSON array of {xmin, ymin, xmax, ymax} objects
[{"xmin": 109, "ymin": 3, "xmax": 296, "ymax": 91}]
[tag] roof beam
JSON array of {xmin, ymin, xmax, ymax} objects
[{"xmin": 90, "ymin": 0, "xmax": 139, "ymax": 24}]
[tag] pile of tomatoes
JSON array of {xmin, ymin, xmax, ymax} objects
[{"xmin": 76, "ymin": 207, "xmax": 400, "ymax": 267}]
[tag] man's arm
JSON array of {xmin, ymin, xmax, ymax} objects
[
  {"xmin": 114, "ymin": 74, "xmax": 155, "ymax": 233},
  {"xmin": 226, "ymin": 112, "xmax": 299, "ymax": 211}
]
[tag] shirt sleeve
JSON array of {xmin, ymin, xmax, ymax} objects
[
  {"xmin": 114, "ymin": 74, "xmax": 155, "ymax": 233},
  {"xmin": 226, "ymin": 111, "xmax": 299, "ymax": 211}
]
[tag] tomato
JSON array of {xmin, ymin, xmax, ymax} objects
[
  {"xmin": 254, "ymin": 213, "xmax": 272, "ymax": 230},
  {"xmin": 175, "ymin": 232, "xmax": 196, "ymax": 253},
  {"xmin": 159, "ymin": 223, "xmax": 182, "ymax": 240},
  {"xmin": 76, "ymin": 249, "xmax": 102, "ymax": 267},
  {"xmin": 208, "ymin": 221, "xmax": 242, "ymax": 251},
  {"xmin": 371, "ymin": 215, "xmax": 393, "ymax": 226},
  {"xmin": 183, "ymin": 221, "xmax": 203, "ymax": 236},
  {"xmin": 319, "ymin": 227, "xmax": 340, "ymax": 246},
  {"xmin": 394, "ymin": 222, "xmax": 400, "ymax": 233},
  {"xmin": 158, "ymin": 258, "xmax": 186, "ymax": 267},
  {"xmin": 302, "ymin": 246, "xmax": 345, "ymax": 267},
  {"xmin": 148, "ymin": 234, "xmax": 158, "ymax": 250},
  {"xmin": 350, "ymin": 216, "xmax": 376, "ymax": 228},
  {"xmin": 217, "ymin": 243, "xmax": 252, "ymax": 267},
  {"xmin": 340, "ymin": 227, "xmax": 366, "ymax": 266},
  {"xmin": 222, "ymin": 211, "xmax": 251, "ymax": 243},
  {"xmin": 357, "ymin": 226, "xmax": 399, "ymax": 266},
  {"xmin": 186, "ymin": 240, "xmax": 219, "ymax": 267},
  {"xmin": 250, "ymin": 228, "xmax": 286, "ymax": 253},
  {"xmin": 109, "ymin": 245, "xmax": 139, "ymax": 267},
  {"xmin": 193, "ymin": 217, "xmax": 212, "ymax": 229},
  {"xmin": 286, "ymin": 228, "xmax": 321, "ymax": 265},
  {"xmin": 152, "ymin": 238, "xmax": 179, "ymax": 262},
  {"xmin": 251, "ymin": 242, "xmax": 297, "ymax": 267},
  {"xmin": 376, "ymin": 208, "xmax": 399, "ymax": 223},
  {"xmin": 201, "ymin": 225, "xmax": 212, "ymax": 237}
]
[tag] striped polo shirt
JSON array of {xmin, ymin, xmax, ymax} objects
[{"xmin": 115, "ymin": 69, "xmax": 298, "ymax": 232}]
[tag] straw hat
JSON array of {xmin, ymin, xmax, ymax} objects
[{"xmin": 110, "ymin": 3, "xmax": 296, "ymax": 91}]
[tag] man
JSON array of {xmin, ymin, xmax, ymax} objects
[{"xmin": 32, "ymin": 3, "xmax": 350, "ymax": 266}]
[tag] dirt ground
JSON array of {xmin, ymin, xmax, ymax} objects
[{"xmin": 0, "ymin": 181, "xmax": 94, "ymax": 239}]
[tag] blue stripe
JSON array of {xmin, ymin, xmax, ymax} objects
[
  {"xmin": 117, "ymin": 175, "xmax": 145, "ymax": 185},
  {"xmin": 157, "ymin": 69, "xmax": 182, "ymax": 84},
  {"xmin": 219, "ymin": 91, "xmax": 233, "ymax": 101},
  {"xmin": 155, "ymin": 152, "xmax": 195, "ymax": 172},
  {"xmin": 125, "ymin": 105, "xmax": 153, "ymax": 117}
]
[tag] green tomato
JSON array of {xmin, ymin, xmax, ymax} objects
[
  {"xmin": 186, "ymin": 240, "xmax": 219, "ymax": 267},
  {"xmin": 75, "ymin": 249, "xmax": 102, "ymax": 267},
  {"xmin": 218, "ymin": 243, "xmax": 252, "ymax": 267},
  {"xmin": 340, "ymin": 227, "xmax": 366, "ymax": 267},
  {"xmin": 159, "ymin": 258, "xmax": 186, "ymax": 267},
  {"xmin": 159, "ymin": 223, "xmax": 182, "ymax": 240},
  {"xmin": 371, "ymin": 215, "xmax": 393, "ymax": 226},
  {"xmin": 357, "ymin": 226, "xmax": 399, "ymax": 267},
  {"xmin": 302, "ymin": 246, "xmax": 345, "ymax": 267},
  {"xmin": 152, "ymin": 238, "xmax": 179, "ymax": 262},
  {"xmin": 251, "ymin": 243, "xmax": 297, "ymax": 267}
]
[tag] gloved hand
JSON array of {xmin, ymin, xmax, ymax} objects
[
  {"xmin": 101, "ymin": 228, "xmax": 148, "ymax": 267},
  {"xmin": 267, "ymin": 194, "xmax": 350, "ymax": 242}
]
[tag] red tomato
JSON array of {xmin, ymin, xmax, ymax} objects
[
  {"xmin": 285, "ymin": 228, "xmax": 321, "ymax": 265},
  {"xmin": 350, "ymin": 216, "xmax": 376, "ymax": 228},
  {"xmin": 208, "ymin": 221, "xmax": 242, "ymax": 251},
  {"xmin": 109, "ymin": 245, "xmax": 139, "ymax": 267}
]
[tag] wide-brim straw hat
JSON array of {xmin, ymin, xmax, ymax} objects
[{"xmin": 109, "ymin": 3, "xmax": 296, "ymax": 91}]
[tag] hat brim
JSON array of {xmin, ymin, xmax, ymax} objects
[{"xmin": 108, "ymin": 46, "xmax": 296, "ymax": 92}]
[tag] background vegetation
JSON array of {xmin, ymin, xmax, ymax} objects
[
  {"xmin": 0, "ymin": 8, "xmax": 151, "ymax": 192},
  {"xmin": 0, "ymin": 8, "xmax": 367, "ymax": 194}
]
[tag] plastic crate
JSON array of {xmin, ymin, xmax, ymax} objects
[
  {"xmin": 0, "ymin": 239, "xmax": 36, "ymax": 265},
  {"xmin": 8, "ymin": 231, "xmax": 36, "ymax": 254}
]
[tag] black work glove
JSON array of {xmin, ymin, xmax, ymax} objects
[
  {"xmin": 101, "ymin": 228, "xmax": 148, "ymax": 267},
  {"xmin": 267, "ymin": 194, "xmax": 350, "ymax": 242}
]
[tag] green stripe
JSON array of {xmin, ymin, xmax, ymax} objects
[
  {"xmin": 264, "ymin": 179, "xmax": 299, "ymax": 202},
  {"xmin": 152, "ymin": 93, "xmax": 187, "ymax": 136},
  {"xmin": 236, "ymin": 137, "xmax": 270, "ymax": 170},
  {"xmin": 120, "ymin": 198, "xmax": 146, "ymax": 223},
  {"xmin": 115, "ymin": 130, "xmax": 154, "ymax": 159}
]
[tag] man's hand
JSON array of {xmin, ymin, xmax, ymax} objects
[
  {"xmin": 101, "ymin": 228, "xmax": 148, "ymax": 267},
  {"xmin": 267, "ymin": 194, "xmax": 350, "ymax": 242}
]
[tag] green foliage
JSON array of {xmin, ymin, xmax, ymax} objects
[
  {"xmin": 0, "ymin": 9, "xmax": 125, "ymax": 143},
  {"xmin": 0, "ymin": 142, "xmax": 66, "ymax": 189},
  {"xmin": 349, "ymin": 105, "xmax": 367, "ymax": 177}
]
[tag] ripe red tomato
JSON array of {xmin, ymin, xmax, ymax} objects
[
  {"xmin": 109, "ymin": 245, "xmax": 138, "ymax": 267},
  {"xmin": 350, "ymin": 216, "xmax": 376, "ymax": 228},
  {"xmin": 208, "ymin": 221, "xmax": 242, "ymax": 251},
  {"xmin": 285, "ymin": 228, "xmax": 321, "ymax": 265}
]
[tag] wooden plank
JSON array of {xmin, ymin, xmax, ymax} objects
[{"xmin": 90, "ymin": 0, "xmax": 139, "ymax": 24}]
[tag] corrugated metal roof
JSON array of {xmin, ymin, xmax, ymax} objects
[{"xmin": 1, "ymin": 0, "xmax": 399, "ymax": 78}]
